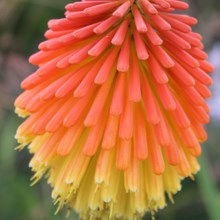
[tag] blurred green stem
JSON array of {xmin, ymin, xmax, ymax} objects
[{"xmin": 197, "ymin": 148, "xmax": 220, "ymax": 220}]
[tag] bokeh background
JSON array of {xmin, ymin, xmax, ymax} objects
[{"xmin": 0, "ymin": 0, "xmax": 220, "ymax": 219}]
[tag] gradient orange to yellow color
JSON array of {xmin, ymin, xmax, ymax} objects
[{"xmin": 15, "ymin": 0, "xmax": 213, "ymax": 219}]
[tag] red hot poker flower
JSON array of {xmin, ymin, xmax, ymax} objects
[{"xmin": 15, "ymin": 0, "xmax": 213, "ymax": 219}]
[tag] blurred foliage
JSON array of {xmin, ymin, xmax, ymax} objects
[{"xmin": 0, "ymin": 0, "xmax": 220, "ymax": 220}]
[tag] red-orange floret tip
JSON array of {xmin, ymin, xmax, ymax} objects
[{"xmin": 15, "ymin": 0, "xmax": 213, "ymax": 219}]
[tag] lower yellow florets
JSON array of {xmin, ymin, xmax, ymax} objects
[{"xmin": 18, "ymin": 132, "xmax": 200, "ymax": 220}]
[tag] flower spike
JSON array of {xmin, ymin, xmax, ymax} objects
[{"xmin": 15, "ymin": 0, "xmax": 213, "ymax": 219}]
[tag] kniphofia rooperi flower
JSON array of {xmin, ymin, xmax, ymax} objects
[{"xmin": 15, "ymin": 0, "xmax": 214, "ymax": 219}]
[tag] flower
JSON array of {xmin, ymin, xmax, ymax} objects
[{"xmin": 15, "ymin": 0, "xmax": 213, "ymax": 219}]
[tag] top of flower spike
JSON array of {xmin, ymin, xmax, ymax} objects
[{"xmin": 28, "ymin": 0, "xmax": 199, "ymax": 69}]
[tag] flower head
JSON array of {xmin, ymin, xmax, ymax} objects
[{"xmin": 15, "ymin": 0, "xmax": 213, "ymax": 219}]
